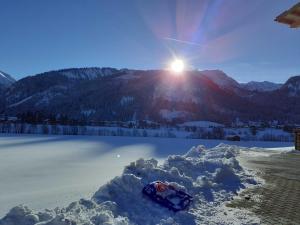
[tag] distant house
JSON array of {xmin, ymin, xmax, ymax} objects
[
  {"xmin": 231, "ymin": 118, "xmax": 245, "ymax": 128},
  {"xmin": 275, "ymin": 2, "xmax": 300, "ymax": 28},
  {"xmin": 0, "ymin": 116, "xmax": 18, "ymax": 122},
  {"xmin": 179, "ymin": 121, "xmax": 225, "ymax": 129},
  {"xmin": 8, "ymin": 117, "xmax": 18, "ymax": 121},
  {"xmin": 248, "ymin": 121, "xmax": 262, "ymax": 127},
  {"xmin": 226, "ymin": 135, "xmax": 241, "ymax": 141}
]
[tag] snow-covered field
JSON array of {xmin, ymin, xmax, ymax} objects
[{"xmin": 0, "ymin": 134, "xmax": 293, "ymax": 224}]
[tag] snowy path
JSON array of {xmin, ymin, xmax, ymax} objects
[{"xmin": 0, "ymin": 134, "xmax": 293, "ymax": 218}]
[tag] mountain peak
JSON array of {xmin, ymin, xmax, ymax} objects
[
  {"xmin": 0, "ymin": 70, "xmax": 16, "ymax": 86},
  {"xmin": 241, "ymin": 81, "xmax": 282, "ymax": 92},
  {"xmin": 198, "ymin": 70, "xmax": 240, "ymax": 89},
  {"xmin": 283, "ymin": 75, "xmax": 300, "ymax": 96}
]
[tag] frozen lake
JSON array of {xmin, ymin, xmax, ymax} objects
[{"xmin": 0, "ymin": 134, "xmax": 293, "ymax": 217}]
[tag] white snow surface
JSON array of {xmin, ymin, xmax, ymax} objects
[
  {"xmin": 0, "ymin": 135, "xmax": 293, "ymax": 224},
  {"xmin": 0, "ymin": 139, "xmax": 273, "ymax": 224}
]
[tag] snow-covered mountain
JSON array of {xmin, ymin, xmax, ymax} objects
[
  {"xmin": 281, "ymin": 75, "xmax": 300, "ymax": 97},
  {"xmin": 1, "ymin": 67, "xmax": 299, "ymax": 124},
  {"xmin": 0, "ymin": 70, "xmax": 15, "ymax": 87},
  {"xmin": 199, "ymin": 70, "xmax": 240, "ymax": 90},
  {"xmin": 241, "ymin": 81, "xmax": 282, "ymax": 92},
  {"xmin": 57, "ymin": 67, "xmax": 124, "ymax": 80}
]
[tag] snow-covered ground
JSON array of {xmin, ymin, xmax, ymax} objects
[
  {"xmin": 0, "ymin": 134, "xmax": 293, "ymax": 224},
  {"xmin": 0, "ymin": 122, "xmax": 293, "ymax": 142}
]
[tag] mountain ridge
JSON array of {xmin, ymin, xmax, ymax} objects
[
  {"xmin": 241, "ymin": 81, "xmax": 282, "ymax": 92},
  {"xmin": 0, "ymin": 67, "xmax": 299, "ymax": 124},
  {"xmin": 0, "ymin": 71, "xmax": 15, "ymax": 87}
]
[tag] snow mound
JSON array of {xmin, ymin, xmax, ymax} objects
[{"xmin": 0, "ymin": 145, "xmax": 259, "ymax": 225}]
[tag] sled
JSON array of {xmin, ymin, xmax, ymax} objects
[{"xmin": 142, "ymin": 181, "xmax": 193, "ymax": 212}]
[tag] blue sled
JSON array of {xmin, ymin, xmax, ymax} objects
[{"xmin": 142, "ymin": 181, "xmax": 193, "ymax": 212}]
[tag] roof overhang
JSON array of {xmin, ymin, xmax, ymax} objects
[{"xmin": 275, "ymin": 2, "xmax": 300, "ymax": 28}]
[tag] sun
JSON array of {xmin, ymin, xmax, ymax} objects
[{"xmin": 170, "ymin": 59, "xmax": 185, "ymax": 73}]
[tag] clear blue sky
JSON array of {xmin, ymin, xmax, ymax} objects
[{"xmin": 0, "ymin": 0, "xmax": 299, "ymax": 82}]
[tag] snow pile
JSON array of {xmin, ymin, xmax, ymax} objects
[{"xmin": 0, "ymin": 144, "xmax": 259, "ymax": 225}]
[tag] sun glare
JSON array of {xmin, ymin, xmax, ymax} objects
[{"xmin": 170, "ymin": 59, "xmax": 185, "ymax": 74}]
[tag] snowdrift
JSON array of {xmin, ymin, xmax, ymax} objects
[{"xmin": 0, "ymin": 144, "xmax": 260, "ymax": 225}]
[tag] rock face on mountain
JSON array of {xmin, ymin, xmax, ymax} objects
[{"xmin": 0, "ymin": 68, "xmax": 299, "ymax": 124}]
